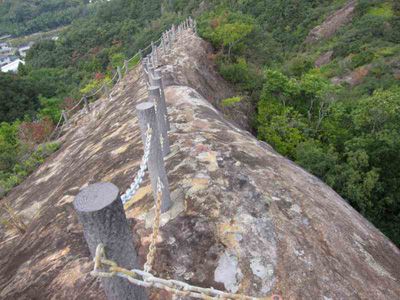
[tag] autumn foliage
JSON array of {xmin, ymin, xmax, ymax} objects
[{"xmin": 19, "ymin": 117, "xmax": 54, "ymax": 147}]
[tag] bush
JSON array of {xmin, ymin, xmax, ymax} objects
[
  {"xmin": 221, "ymin": 96, "xmax": 242, "ymax": 107},
  {"xmin": 0, "ymin": 142, "xmax": 60, "ymax": 194},
  {"xmin": 257, "ymin": 102, "xmax": 307, "ymax": 158},
  {"xmin": 285, "ymin": 55, "xmax": 314, "ymax": 77},
  {"xmin": 219, "ymin": 57, "xmax": 260, "ymax": 91}
]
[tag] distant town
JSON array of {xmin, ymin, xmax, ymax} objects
[{"xmin": 0, "ymin": 35, "xmax": 59, "ymax": 73}]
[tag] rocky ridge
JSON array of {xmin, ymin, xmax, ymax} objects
[{"xmin": 0, "ymin": 29, "xmax": 399, "ymax": 299}]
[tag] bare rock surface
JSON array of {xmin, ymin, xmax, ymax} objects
[
  {"xmin": 1, "ymin": 30, "xmax": 400, "ymax": 300},
  {"xmin": 306, "ymin": 0, "xmax": 356, "ymax": 43},
  {"xmin": 331, "ymin": 64, "xmax": 372, "ymax": 86},
  {"xmin": 315, "ymin": 50, "xmax": 333, "ymax": 67}
]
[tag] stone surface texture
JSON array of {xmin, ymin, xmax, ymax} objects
[
  {"xmin": 306, "ymin": 0, "xmax": 356, "ymax": 43},
  {"xmin": 0, "ymin": 30, "xmax": 399, "ymax": 300}
]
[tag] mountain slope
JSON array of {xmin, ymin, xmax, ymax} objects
[
  {"xmin": 0, "ymin": 0, "xmax": 90, "ymax": 36},
  {"xmin": 1, "ymin": 30, "xmax": 399, "ymax": 299}
]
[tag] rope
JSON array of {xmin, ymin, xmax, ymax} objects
[
  {"xmin": 44, "ymin": 20, "xmax": 189, "ymax": 143},
  {"xmin": 92, "ymin": 244, "xmax": 276, "ymax": 299},
  {"xmin": 66, "ymin": 96, "xmax": 85, "ymax": 113},
  {"xmin": 109, "ymin": 71, "xmax": 118, "ymax": 84},
  {"xmin": 86, "ymin": 84, "xmax": 105, "ymax": 98},
  {"xmin": 127, "ymin": 52, "xmax": 140, "ymax": 63},
  {"xmin": 143, "ymin": 177, "xmax": 163, "ymax": 273},
  {"xmin": 46, "ymin": 113, "xmax": 64, "ymax": 141},
  {"xmin": 45, "ymin": 19, "xmax": 196, "ymax": 143},
  {"xmin": 120, "ymin": 125, "xmax": 152, "ymax": 203}
]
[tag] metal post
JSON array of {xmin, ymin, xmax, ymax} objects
[
  {"xmin": 153, "ymin": 70, "xmax": 170, "ymax": 130},
  {"xmin": 117, "ymin": 66, "xmax": 122, "ymax": 81},
  {"xmin": 62, "ymin": 110, "xmax": 68, "ymax": 125},
  {"xmin": 148, "ymin": 85, "xmax": 170, "ymax": 156},
  {"xmin": 136, "ymin": 102, "xmax": 171, "ymax": 212},
  {"xmin": 73, "ymin": 183, "xmax": 148, "ymax": 300},
  {"xmin": 139, "ymin": 49, "xmax": 143, "ymax": 60},
  {"xmin": 124, "ymin": 60, "xmax": 129, "ymax": 74},
  {"xmin": 83, "ymin": 96, "xmax": 90, "ymax": 113}
]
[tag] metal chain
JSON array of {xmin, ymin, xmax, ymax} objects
[{"xmin": 120, "ymin": 125, "xmax": 152, "ymax": 203}]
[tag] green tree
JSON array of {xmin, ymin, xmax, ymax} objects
[{"xmin": 0, "ymin": 73, "xmax": 40, "ymax": 123}]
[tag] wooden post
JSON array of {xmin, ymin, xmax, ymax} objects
[
  {"xmin": 172, "ymin": 25, "xmax": 176, "ymax": 40},
  {"xmin": 143, "ymin": 58, "xmax": 152, "ymax": 86},
  {"xmin": 83, "ymin": 96, "xmax": 90, "ymax": 113},
  {"xmin": 153, "ymin": 70, "xmax": 170, "ymax": 130},
  {"xmin": 136, "ymin": 102, "xmax": 171, "ymax": 212},
  {"xmin": 151, "ymin": 41, "xmax": 158, "ymax": 67},
  {"xmin": 74, "ymin": 183, "xmax": 148, "ymax": 300},
  {"xmin": 103, "ymin": 85, "xmax": 111, "ymax": 101},
  {"xmin": 124, "ymin": 60, "xmax": 129, "ymax": 74},
  {"xmin": 148, "ymin": 64, "xmax": 155, "ymax": 86},
  {"xmin": 142, "ymin": 57, "xmax": 148, "ymax": 73},
  {"xmin": 168, "ymin": 30, "xmax": 172, "ymax": 50},
  {"xmin": 161, "ymin": 36, "xmax": 166, "ymax": 55},
  {"xmin": 148, "ymin": 85, "xmax": 170, "ymax": 156},
  {"xmin": 149, "ymin": 51, "xmax": 155, "ymax": 69},
  {"xmin": 62, "ymin": 110, "xmax": 68, "ymax": 125},
  {"xmin": 117, "ymin": 66, "xmax": 122, "ymax": 81}
]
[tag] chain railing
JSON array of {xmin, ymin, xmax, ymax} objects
[
  {"xmin": 120, "ymin": 124, "xmax": 152, "ymax": 204},
  {"xmin": 72, "ymin": 17, "xmax": 281, "ymax": 300},
  {"xmin": 44, "ymin": 20, "xmax": 178, "ymax": 141}
]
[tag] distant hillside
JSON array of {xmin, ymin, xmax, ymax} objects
[
  {"xmin": 195, "ymin": 0, "xmax": 400, "ymax": 245},
  {"xmin": 0, "ymin": 0, "xmax": 91, "ymax": 36}
]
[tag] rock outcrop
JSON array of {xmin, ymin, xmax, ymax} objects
[
  {"xmin": 306, "ymin": 0, "xmax": 356, "ymax": 43},
  {"xmin": 315, "ymin": 50, "xmax": 333, "ymax": 67},
  {"xmin": 1, "ymin": 30, "xmax": 399, "ymax": 300}
]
